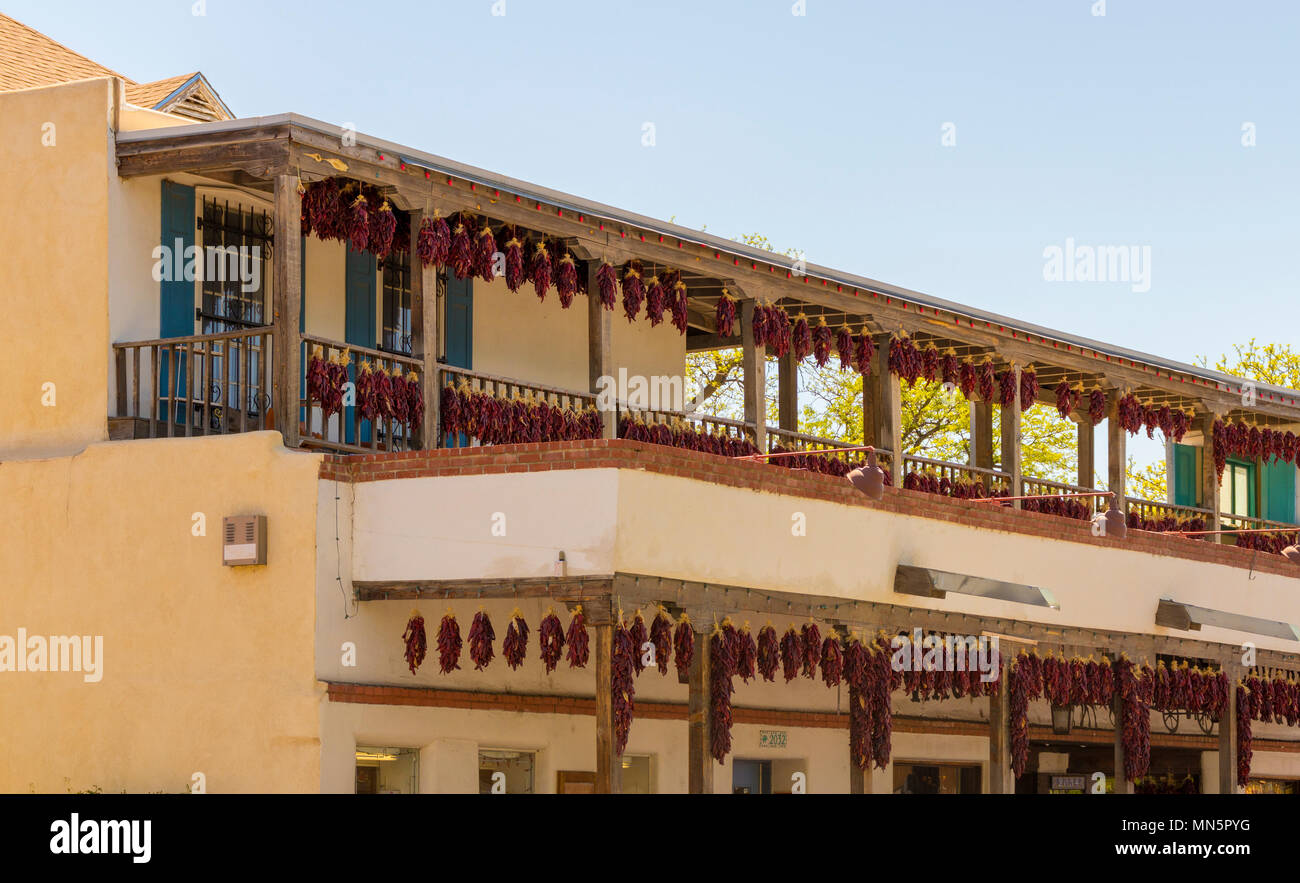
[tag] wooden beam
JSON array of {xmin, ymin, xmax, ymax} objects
[
  {"xmin": 272, "ymin": 173, "xmax": 302, "ymax": 448},
  {"xmin": 1077, "ymin": 419, "xmax": 1095, "ymax": 489},
  {"xmin": 988, "ymin": 678, "xmax": 1013, "ymax": 793},
  {"xmin": 778, "ymin": 350, "xmax": 798, "ymax": 431},
  {"xmin": 353, "ymin": 574, "xmax": 614, "ymax": 602},
  {"xmin": 116, "ymin": 136, "xmax": 291, "ymax": 179},
  {"xmin": 1198, "ymin": 412, "xmax": 1222, "ymax": 543},
  {"xmin": 741, "ymin": 299, "xmax": 767, "ymax": 451},
  {"xmin": 409, "ymin": 209, "xmax": 440, "ymax": 449},
  {"xmin": 685, "ymin": 331, "xmax": 741, "ymax": 352},
  {"xmin": 586, "ymin": 262, "xmax": 616, "ymax": 439},
  {"xmin": 1107, "ymin": 389, "xmax": 1127, "ymax": 511},
  {"xmin": 594, "ymin": 622, "xmax": 621, "ymax": 793},
  {"xmin": 864, "ymin": 334, "xmax": 902, "ymax": 485},
  {"xmin": 1000, "ymin": 364, "xmax": 1022, "ymax": 507},
  {"xmin": 687, "ymin": 626, "xmax": 713, "ymax": 794}
]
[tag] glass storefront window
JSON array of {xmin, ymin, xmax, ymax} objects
[{"xmin": 355, "ymin": 746, "xmax": 419, "ymax": 794}]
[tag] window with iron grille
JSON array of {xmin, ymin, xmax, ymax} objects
[
  {"xmin": 198, "ymin": 196, "xmax": 273, "ymax": 423},
  {"xmin": 381, "ymin": 257, "xmax": 412, "ymax": 355}
]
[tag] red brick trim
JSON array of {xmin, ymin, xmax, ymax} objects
[
  {"xmin": 318, "ymin": 440, "xmax": 1299, "ymax": 579},
  {"xmin": 323, "ymin": 681, "xmax": 1300, "ymax": 752}
]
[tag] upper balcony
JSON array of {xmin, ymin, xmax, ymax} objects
[{"xmin": 103, "ymin": 113, "xmax": 1300, "ymax": 564}]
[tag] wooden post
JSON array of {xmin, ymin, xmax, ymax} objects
[
  {"xmin": 687, "ymin": 626, "xmax": 713, "ymax": 794},
  {"xmin": 272, "ymin": 173, "xmax": 302, "ymax": 449},
  {"xmin": 740, "ymin": 300, "xmax": 767, "ymax": 452},
  {"xmin": 1107, "ymin": 389, "xmax": 1127, "ymax": 515},
  {"xmin": 778, "ymin": 349, "xmax": 798, "ymax": 432},
  {"xmin": 1000, "ymin": 364, "xmax": 1022, "ymax": 508},
  {"xmin": 586, "ymin": 262, "xmax": 616, "ymax": 439},
  {"xmin": 864, "ymin": 334, "xmax": 903, "ymax": 486},
  {"xmin": 970, "ymin": 400, "xmax": 993, "ymax": 493},
  {"xmin": 1077, "ymin": 420, "xmax": 1095, "ymax": 489},
  {"xmin": 1198, "ymin": 412, "xmax": 1222, "ymax": 543},
  {"xmin": 1218, "ymin": 664, "xmax": 1240, "ymax": 794},
  {"xmin": 593, "ymin": 619, "xmax": 621, "ymax": 794},
  {"xmin": 988, "ymin": 677, "xmax": 1013, "ymax": 794},
  {"xmin": 1112, "ymin": 693, "xmax": 1133, "ymax": 794},
  {"xmin": 410, "ymin": 210, "xmax": 440, "ymax": 449}
]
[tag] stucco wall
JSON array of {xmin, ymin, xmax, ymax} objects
[
  {"xmin": 0, "ymin": 432, "xmax": 323, "ymax": 793},
  {"xmin": 0, "ymin": 79, "xmax": 113, "ymax": 458}
]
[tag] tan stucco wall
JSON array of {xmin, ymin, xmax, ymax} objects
[
  {"xmin": 0, "ymin": 432, "xmax": 323, "ymax": 793},
  {"xmin": 0, "ymin": 80, "xmax": 114, "ymax": 458}
]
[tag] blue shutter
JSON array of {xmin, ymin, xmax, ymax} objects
[
  {"xmin": 1263, "ymin": 459, "xmax": 1297, "ymax": 524},
  {"xmin": 159, "ymin": 180, "xmax": 195, "ymax": 423},
  {"xmin": 1172, "ymin": 443, "xmax": 1198, "ymax": 507},
  {"xmin": 443, "ymin": 271, "xmax": 473, "ymax": 447},
  {"xmin": 344, "ymin": 249, "xmax": 377, "ymax": 444}
]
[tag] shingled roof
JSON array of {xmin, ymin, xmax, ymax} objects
[{"xmin": 0, "ymin": 12, "xmax": 232, "ymax": 121}]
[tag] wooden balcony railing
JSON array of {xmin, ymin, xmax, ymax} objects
[
  {"xmin": 901, "ymin": 454, "xmax": 1011, "ymax": 495},
  {"xmin": 300, "ymin": 334, "xmax": 422, "ymax": 454},
  {"xmin": 1220, "ymin": 511, "xmax": 1297, "ymax": 533},
  {"xmin": 765, "ymin": 427, "xmax": 893, "ymax": 474},
  {"xmin": 1126, "ymin": 497, "xmax": 1214, "ymax": 532},
  {"xmin": 621, "ymin": 406, "xmax": 756, "ymax": 447},
  {"xmin": 1022, "ymin": 475, "xmax": 1104, "ymax": 517},
  {"xmin": 112, "ymin": 326, "xmax": 274, "ymax": 439}
]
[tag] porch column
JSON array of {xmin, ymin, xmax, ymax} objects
[
  {"xmin": 970, "ymin": 400, "xmax": 994, "ymax": 492},
  {"xmin": 272, "ymin": 173, "xmax": 302, "ymax": 449},
  {"xmin": 1112, "ymin": 693, "xmax": 1133, "ymax": 793},
  {"xmin": 593, "ymin": 610, "xmax": 621, "ymax": 794},
  {"xmin": 687, "ymin": 625, "xmax": 713, "ymax": 794},
  {"xmin": 864, "ymin": 333, "xmax": 903, "ymax": 486},
  {"xmin": 586, "ymin": 262, "xmax": 616, "ymax": 439},
  {"xmin": 988, "ymin": 674, "xmax": 1013, "ymax": 793},
  {"xmin": 410, "ymin": 209, "xmax": 440, "ymax": 449},
  {"xmin": 1218, "ymin": 663, "xmax": 1241, "ymax": 794},
  {"xmin": 778, "ymin": 350, "xmax": 798, "ymax": 432},
  {"xmin": 1000, "ymin": 364, "xmax": 1022, "ymax": 508},
  {"xmin": 1107, "ymin": 389, "xmax": 1127, "ymax": 515},
  {"xmin": 1077, "ymin": 420, "xmax": 1095, "ymax": 489},
  {"xmin": 740, "ymin": 300, "xmax": 767, "ymax": 452},
  {"xmin": 1198, "ymin": 412, "xmax": 1222, "ymax": 542}
]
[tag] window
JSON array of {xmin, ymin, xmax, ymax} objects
[
  {"xmin": 1220, "ymin": 459, "xmax": 1256, "ymax": 518},
  {"xmin": 731, "ymin": 759, "xmax": 772, "ymax": 794},
  {"xmin": 893, "ymin": 762, "xmax": 982, "ymax": 794},
  {"xmin": 198, "ymin": 196, "xmax": 272, "ymax": 421},
  {"xmin": 354, "ymin": 746, "xmax": 418, "ymax": 794},
  {"xmin": 381, "ymin": 257, "xmax": 411, "ymax": 355},
  {"xmin": 621, "ymin": 755, "xmax": 653, "ymax": 794},
  {"xmin": 479, "ymin": 749, "xmax": 535, "ymax": 794}
]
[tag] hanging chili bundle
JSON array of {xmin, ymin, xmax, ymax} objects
[
  {"xmin": 836, "ymin": 324, "xmax": 854, "ymax": 371},
  {"xmin": 800, "ymin": 621, "xmax": 821, "ymax": 679},
  {"xmin": 669, "ymin": 275, "xmax": 690, "ymax": 334},
  {"xmin": 649, "ymin": 608, "xmax": 673, "ymax": 676},
  {"xmin": 402, "ymin": 371, "xmax": 424, "ymax": 430},
  {"xmin": 940, "ymin": 348, "xmax": 960, "ymax": 390},
  {"xmin": 389, "ymin": 365, "xmax": 411, "ymax": 426},
  {"xmin": 792, "ymin": 315, "xmax": 813, "ymax": 362},
  {"xmin": 355, "ymin": 360, "xmax": 379, "ymax": 421},
  {"xmin": 555, "ymin": 253, "xmax": 578, "ymax": 308},
  {"xmin": 1116, "ymin": 656, "xmax": 1151, "ymax": 780},
  {"xmin": 845, "ymin": 636, "xmax": 872, "ymax": 770},
  {"xmin": 1019, "ymin": 366, "xmax": 1039, "ymax": 410},
  {"xmin": 501, "ymin": 608, "xmax": 529, "ymax": 670},
  {"xmin": 820, "ymin": 631, "xmax": 844, "ymax": 688},
  {"xmin": 523, "ymin": 239, "xmax": 550, "ymax": 300},
  {"xmin": 566, "ymin": 606, "xmax": 590, "ymax": 669},
  {"xmin": 1237, "ymin": 684, "xmax": 1253, "ymax": 787},
  {"xmin": 436, "ymin": 609, "xmax": 462, "ymax": 674},
  {"xmin": 322, "ymin": 350, "xmax": 349, "ymax": 421},
  {"xmin": 473, "ymin": 224, "xmax": 496, "ymax": 282},
  {"xmin": 958, "ymin": 359, "xmax": 977, "ymax": 399},
  {"xmin": 468, "ymin": 609, "xmax": 495, "ymax": 670},
  {"xmin": 751, "ymin": 302, "xmax": 771, "ymax": 348},
  {"xmin": 621, "ymin": 261, "xmax": 645, "ymax": 321},
  {"xmin": 416, "ymin": 216, "xmax": 439, "ymax": 266},
  {"xmin": 889, "ymin": 335, "xmax": 923, "ymax": 386},
  {"xmin": 1009, "ymin": 659, "xmax": 1030, "ymax": 778},
  {"xmin": 779, "ymin": 626, "xmax": 803, "ymax": 683},
  {"xmin": 756, "ymin": 623, "xmax": 779, "ymax": 682},
  {"xmin": 628, "ymin": 611, "xmax": 649, "ymax": 676},
  {"xmin": 537, "ymin": 608, "xmax": 565, "ymax": 674},
  {"xmin": 448, "ymin": 217, "xmax": 474, "ymax": 279},
  {"xmin": 673, "ymin": 614, "xmax": 695, "ymax": 679},
  {"xmin": 1055, "ymin": 381, "xmax": 1076, "ymax": 420},
  {"xmin": 736, "ymin": 623, "xmax": 758, "ymax": 683},
  {"xmin": 305, "ymin": 179, "xmax": 344, "ymax": 241},
  {"xmin": 402, "ymin": 610, "xmax": 427, "ymax": 675},
  {"xmin": 346, "ymin": 193, "xmax": 370, "ymax": 252},
  {"xmin": 307, "ymin": 347, "xmax": 330, "ymax": 409},
  {"xmin": 643, "ymin": 275, "xmax": 666, "ymax": 326},
  {"xmin": 596, "ymin": 262, "xmax": 618, "ymax": 311},
  {"xmin": 367, "ymin": 200, "xmax": 396, "ymax": 258},
  {"xmin": 977, "ymin": 358, "xmax": 996, "ymax": 403},
  {"xmin": 709, "ymin": 622, "xmax": 738, "ymax": 763},
  {"xmin": 869, "ymin": 639, "xmax": 894, "ymax": 768},
  {"xmin": 853, "ymin": 330, "xmax": 874, "ymax": 376},
  {"xmin": 998, "ymin": 367, "xmax": 1018, "ymax": 408},
  {"xmin": 809, "ymin": 317, "xmax": 833, "ymax": 367},
  {"xmin": 921, "ymin": 344, "xmax": 941, "ymax": 383},
  {"xmin": 767, "ymin": 306, "xmax": 792, "ymax": 358},
  {"xmin": 715, "ymin": 289, "xmax": 737, "ymax": 337},
  {"xmin": 612, "ymin": 618, "xmax": 636, "ymax": 756}
]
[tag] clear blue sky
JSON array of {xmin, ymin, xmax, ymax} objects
[{"xmin": 11, "ymin": 0, "xmax": 1298, "ymax": 465}]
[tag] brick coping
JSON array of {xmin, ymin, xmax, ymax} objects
[{"xmin": 317, "ymin": 439, "xmax": 1298, "ymax": 580}]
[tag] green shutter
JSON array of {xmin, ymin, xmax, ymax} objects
[
  {"xmin": 1172, "ymin": 444, "xmax": 1198, "ymax": 507},
  {"xmin": 1263, "ymin": 459, "xmax": 1297, "ymax": 524}
]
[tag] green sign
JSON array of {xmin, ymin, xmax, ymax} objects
[{"xmin": 758, "ymin": 730, "xmax": 787, "ymax": 749}]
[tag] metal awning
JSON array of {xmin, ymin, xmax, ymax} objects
[
  {"xmin": 1155, "ymin": 598, "xmax": 1300, "ymax": 642},
  {"xmin": 894, "ymin": 565, "xmax": 1059, "ymax": 609}
]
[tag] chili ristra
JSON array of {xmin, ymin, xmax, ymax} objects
[
  {"xmin": 502, "ymin": 608, "xmax": 529, "ymax": 670},
  {"xmin": 649, "ymin": 608, "xmax": 673, "ymax": 676},
  {"xmin": 756, "ymin": 624, "xmax": 779, "ymax": 683},
  {"xmin": 537, "ymin": 609, "xmax": 565, "ymax": 674},
  {"xmin": 402, "ymin": 610, "xmax": 427, "ymax": 675},
  {"xmin": 565, "ymin": 606, "xmax": 589, "ymax": 669},
  {"xmin": 436, "ymin": 609, "xmax": 462, "ymax": 675},
  {"xmin": 672, "ymin": 613, "xmax": 695, "ymax": 679}
]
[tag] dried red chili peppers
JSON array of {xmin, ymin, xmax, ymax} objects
[
  {"xmin": 629, "ymin": 610, "xmax": 648, "ymax": 676},
  {"xmin": 800, "ymin": 621, "xmax": 821, "ymax": 679},
  {"xmin": 779, "ymin": 626, "xmax": 803, "ymax": 683},
  {"xmin": 566, "ymin": 606, "xmax": 589, "ymax": 669},
  {"xmin": 673, "ymin": 613, "xmax": 695, "ymax": 678},
  {"xmin": 502, "ymin": 608, "xmax": 529, "ymax": 670},
  {"xmin": 836, "ymin": 324, "xmax": 853, "ymax": 371},
  {"xmin": 812, "ymin": 317, "xmax": 833, "ymax": 368},
  {"xmin": 621, "ymin": 260, "xmax": 645, "ymax": 322},
  {"xmin": 649, "ymin": 608, "xmax": 673, "ymax": 676},
  {"xmin": 709, "ymin": 621, "xmax": 738, "ymax": 763},
  {"xmin": 736, "ymin": 623, "xmax": 758, "ymax": 683},
  {"xmin": 820, "ymin": 631, "xmax": 843, "ymax": 688},
  {"xmin": 715, "ymin": 289, "xmax": 737, "ymax": 338},
  {"xmin": 468, "ymin": 609, "xmax": 495, "ymax": 671},
  {"xmin": 612, "ymin": 617, "xmax": 636, "ymax": 755},
  {"xmin": 596, "ymin": 262, "xmax": 618, "ymax": 311},
  {"xmin": 756, "ymin": 624, "xmax": 779, "ymax": 683},
  {"xmin": 436, "ymin": 609, "xmax": 461, "ymax": 674},
  {"xmin": 402, "ymin": 610, "xmax": 427, "ymax": 675}
]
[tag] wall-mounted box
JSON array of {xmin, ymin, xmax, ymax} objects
[{"xmin": 223, "ymin": 515, "xmax": 267, "ymax": 566}]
